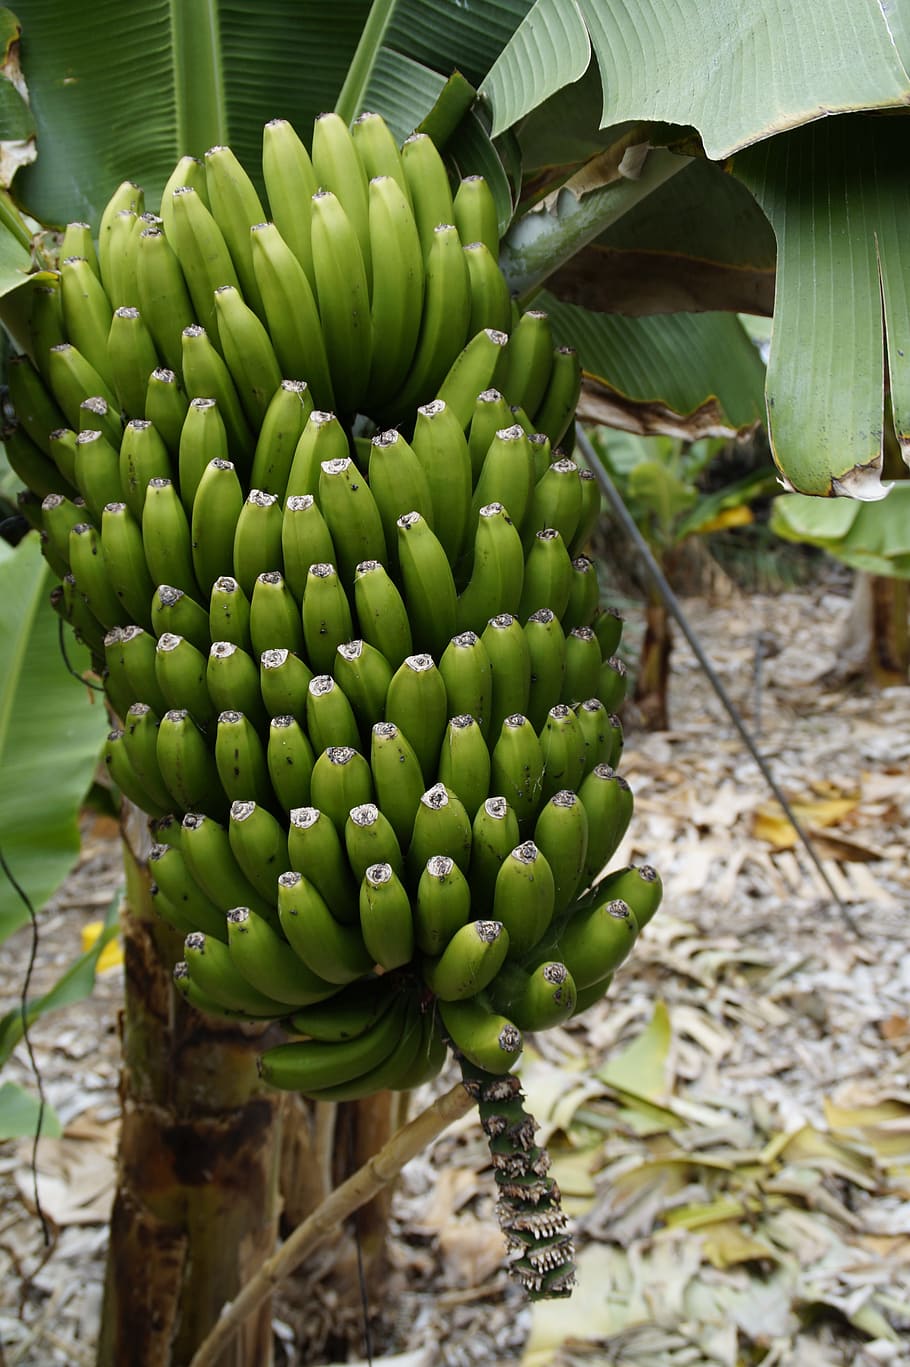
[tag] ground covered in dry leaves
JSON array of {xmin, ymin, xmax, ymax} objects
[{"xmin": 2, "ymin": 579, "xmax": 910, "ymax": 1366}]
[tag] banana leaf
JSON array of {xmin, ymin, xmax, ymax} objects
[{"xmin": 770, "ymin": 485, "xmax": 910, "ymax": 578}]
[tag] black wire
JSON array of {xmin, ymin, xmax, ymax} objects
[
  {"xmin": 57, "ymin": 617, "xmax": 105, "ymax": 690},
  {"xmin": 0, "ymin": 845, "xmax": 50, "ymax": 1245}
]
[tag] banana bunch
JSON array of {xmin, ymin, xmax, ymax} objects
[{"xmin": 5, "ymin": 108, "xmax": 662, "ymax": 1300}]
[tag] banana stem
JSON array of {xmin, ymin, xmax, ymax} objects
[
  {"xmin": 188, "ymin": 1082, "xmax": 475, "ymax": 1367},
  {"xmin": 334, "ymin": 0, "xmax": 399, "ymax": 125}
]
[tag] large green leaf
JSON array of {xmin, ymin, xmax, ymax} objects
[
  {"xmin": 484, "ymin": 0, "xmax": 910, "ymax": 158},
  {"xmin": 542, "ymin": 293, "xmax": 766, "ymax": 436},
  {"xmin": 770, "ymin": 485, "xmax": 910, "ymax": 577},
  {"xmin": 734, "ymin": 115, "xmax": 910, "ymax": 497},
  {"xmin": 0, "ymin": 534, "xmax": 108, "ymax": 942}
]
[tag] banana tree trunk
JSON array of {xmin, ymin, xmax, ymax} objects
[
  {"xmin": 633, "ymin": 590, "xmax": 672, "ymax": 730},
  {"xmin": 838, "ymin": 571, "xmax": 909, "ymax": 686},
  {"xmin": 97, "ymin": 803, "xmax": 285, "ymax": 1367}
]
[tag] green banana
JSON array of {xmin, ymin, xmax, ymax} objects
[
  {"xmin": 150, "ymin": 585, "xmax": 211, "ymax": 653},
  {"xmin": 289, "ymin": 974, "xmax": 391, "ymax": 1041},
  {"xmin": 47, "ymin": 341, "xmax": 118, "ymax": 426},
  {"xmin": 258, "ymin": 988, "xmax": 407, "ymax": 1092},
  {"xmin": 415, "ymin": 854, "xmax": 471, "ymax": 956},
  {"xmin": 141, "ymin": 477, "xmax": 200, "ymax": 600},
  {"xmin": 524, "ymin": 458, "xmax": 583, "ymax": 552},
  {"xmin": 304, "ymin": 674, "xmax": 360, "ymax": 755},
  {"xmin": 302, "ymin": 999, "xmax": 426, "ymax": 1101},
  {"xmin": 26, "ymin": 276, "xmax": 66, "ymax": 381},
  {"xmin": 518, "ymin": 528, "xmax": 573, "ymax": 623},
  {"xmin": 524, "ymin": 609, "xmax": 567, "ymax": 732},
  {"xmin": 499, "ymin": 310, "xmax": 554, "ymax": 417},
  {"xmin": 107, "ymin": 306, "xmax": 159, "ymax": 418},
  {"xmin": 563, "ymin": 555, "xmax": 599, "ymax": 632},
  {"xmin": 486, "ymin": 960, "xmax": 577, "ymax": 1032},
  {"xmin": 178, "ymin": 399, "xmax": 229, "ymax": 515},
  {"xmin": 203, "ymin": 143, "xmax": 267, "ymax": 318},
  {"xmin": 4, "ymin": 424, "xmax": 70, "ymax": 503},
  {"xmin": 159, "ymin": 156, "xmax": 208, "ymax": 235},
  {"xmin": 400, "ymin": 133, "xmax": 454, "ymax": 259},
  {"xmin": 41, "ymin": 492, "xmax": 84, "ymax": 571},
  {"xmin": 156, "ymin": 708, "xmax": 224, "ymax": 817},
  {"xmin": 260, "ymin": 645, "xmax": 312, "ymax": 717},
  {"xmin": 437, "ymin": 997, "xmax": 522, "ymax": 1075},
  {"xmin": 60, "ymin": 573, "xmax": 106, "ymax": 656},
  {"xmin": 183, "ymin": 931, "xmax": 294, "ymax": 1017},
  {"xmin": 72, "ymin": 428, "xmax": 122, "ymax": 522},
  {"xmin": 6, "ymin": 354, "xmax": 67, "ymax": 456},
  {"xmin": 407, "ymin": 782, "xmax": 473, "ymax": 879},
  {"xmin": 61, "ymin": 221, "xmax": 100, "ymax": 277},
  {"xmin": 363, "ymin": 174, "xmax": 424, "ymax": 403},
  {"xmin": 385, "ymin": 222, "xmax": 470, "ymax": 417},
  {"xmin": 532, "ymin": 346, "xmax": 581, "ymax": 448},
  {"xmin": 571, "ymin": 468, "xmax": 601, "ymax": 554},
  {"xmin": 384, "ymin": 653, "xmax": 448, "ymax": 786},
  {"xmin": 283, "ymin": 409, "xmax": 349, "ymax": 502},
  {"xmin": 104, "ymin": 726, "xmax": 170, "ymax": 816},
  {"xmin": 261, "ymin": 118, "xmax": 319, "ymax": 287},
  {"xmin": 180, "ymin": 811, "xmax": 278, "ymax": 923},
  {"xmin": 68, "ymin": 520, "xmax": 127, "ymax": 628},
  {"xmin": 250, "ymin": 571, "xmax": 305, "ymax": 658},
  {"xmin": 60, "ymin": 254, "xmax": 116, "ymax": 389},
  {"xmin": 437, "ymin": 714, "xmax": 491, "ymax": 820},
  {"xmin": 148, "ymin": 841, "xmax": 227, "ymax": 941},
  {"xmin": 250, "ymin": 220, "xmax": 335, "ymax": 412},
  {"xmin": 455, "ymin": 501, "xmax": 525, "ymax": 634},
  {"xmin": 232, "ymin": 490, "xmax": 283, "ymax": 598},
  {"xmin": 357, "ymin": 861, "xmax": 413, "ymax": 969},
  {"xmin": 311, "ymin": 111, "xmax": 372, "ymax": 291},
  {"xmin": 539, "ymin": 704, "xmax": 586, "ymax": 804},
  {"xmin": 367, "ymin": 429, "xmax": 434, "ymax": 569},
  {"xmin": 301, "ymin": 562, "xmax": 354, "ymax": 675},
  {"xmin": 46, "ymin": 427, "xmax": 79, "ymax": 487},
  {"xmin": 437, "ymin": 327, "xmax": 510, "ymax": 430},
  {"xmin": 463, "ymin": 246, "xmax": 512, "ymax": 336},
  {"xmin": 482, "ymin": 613, "xmax": 532, "ymax": 740},
  {"xmin": 287, "ymin": 805, "xmax": 358, "ymax": 924},
  {"xmin": 469, "ymin": 795, "xmax": 521, "ymax": 913},
  {"xmin": 492, "ymin": 841, "xmax": 556, "ymax": 957},
  {"xmin": 310, "ymin": 188, "xmax": 372, "ymax": 414},
  {"xmin": 318, "ymin": 456, "xmax": 386, "ymax": 583},
  {"xmin": 592, "ymin": 863, "xmax": 662, "ymax": 929},
  {"xmin": 529, "ymin": 898, "xmax": 638, "ymax": 990},
  {"xmin": 410, "ymin": 397, "xmax": 472, "ymax": 561},
  {"xmin": 166, "ymin": 184, "xmax": 240, "ymax": 340},
  {"xmin": 574, "ymin": 697, "xmax": 613, "ymax": 776},
  {"xmin": 368, "ymin": 721, "xmax": 425, "ymax": 850},
  {"xmin": 214, "ymin": 710, "xmax": 273, "ymax": 807},
  {"xmin": 282, "ymin": 495, "xmax": 335, "ymax": 603},
  {"xmin": 209, "ymin": 571, "xmax": 251, "ymax": 645},
  {"xmin": 334, "ymin": 639, "xmax": 393, "ymax": 730},
  {"xmin": 181, "ymin": 325, "xmax": 251, "ymax": 466},
  {"xmin": 276, "ymin": 871, "xmax": 373, "ymax": 985},
  {"xmin": 117, "ymin": 415, "xmax": 177, "ymax": 521},
  {"xmin": 423, "ymin": 919, "xmax": 509, "ymax": 1001},
  {"xmin": 490, "ymin": 713, "xmax": 545, "ymax": 831},
  {"xmin": 154, "ymin": 632, "xmax": 215, "ymax": 729},
  {"xmin": 228, "ymin": 799, "xmax": 289, "ymax": 905},
  {"xmin": 78, "ymin": 394, "xmax": 121, "ymax": 449},
  {"xmin": 593, "ymin": 606, "xmax": 624, "ymax": 661},
  {"xmin": 396, "ymin": 511, "xmax": 457, "ymax": 658},
  {"xmin": 309, "ymin": 745, "xmax": 373, "ymax": 834},
  {"xmin": 468, "ymin": 387, "xmax": 512, "ymax": 483},
  {"xmin": 100, "ymin": 501, "xmax": 154, "ymax": 626},
  {"xmin": 135, "ymin": 225, "xmax": 195, "ymax": 374},
  {"xmin": 598, "ymin": 656, "xmax": 628, "ymax": 713},
  {"xmin": 563, "ymin": 627, "xmax": 602, "ymax": 705},
  {"xmin": 578, "ymin": 763, "xmax": 634, "ymax": 886},
  {"xmin": 438, "ymin": 630, "xmax": 493, "ymax": 740},
  {"xmin": 144, "ymin": 367, "xmax": 189, "ymax": 454},
  {"xmin": 453, "ymin": 174, "xmax": 499, "ymax": 258},
  {"xmin": 226, "ymin": 906, "xmax": 338, "ymax": 1006},
  {"xmin": 250, "ymin": 379, "xmax": 312, "ymax": 498},
  {"xmin": 116, "ymin": 624, "xmax": 169, "ymax": 714},
  {"xmin": 267, "ymin": 715, "xmax": 315, "ymax": 812},
  {"xmin": 352, "ymin": 560, "xmax": 413, "ymax": 671},
  {"xmin": 533, "ymin": 790, "xmax": 589, "ymax": 915},
  {"xmin": 212, "ymin": 284, "xmax": 282, "ymax": 428},
  {"xmin": 352, "ymin": 111, "xmax": 410, "ymax": 201},
  {"xmin": 191, "ymin": 457, "xmax": 243, "ymax": 595}
]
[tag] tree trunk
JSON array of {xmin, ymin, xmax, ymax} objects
[
  {"xmin": 97, "ymin": 803, "xmax": 285, "ymax": 1367},
  {"xmin": 634, "ymin": 594, "xmax": 673, "ymax": 730},
  {"xmin": 838, "ymin": 572, "xmax": 910, "ymax": 686}
]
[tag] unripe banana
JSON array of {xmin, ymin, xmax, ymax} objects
[
  {"xmin": 593, "ymin": 607, "xmax": 624, "ymax": 662},
  {"xmin": 46, "ymin": 427, "xmax": 79, "ymax": 487},
  {"xmin": 578, "ymin": 764, "xmax": 634, "ymax": 886},
  {"xmin": 152, "ymin": 585, "xmax": 212, "ymax": 658},
  {"xmin": 60, "ymin": 254, "xmax": 116, "ymax": 389},
  {"xmin": 363, "ymin": 175, "xmax": 424, "ymax": 403},
  {"xmin": 226, "ymin": 906, "xmax": 337, "ymax": 1006},
  {"xmin": 301, "ymin": 562, "xmax": 354, "ymax": 675},
  {"xmin": 593, "ymin": 863, "xmax": 662, "ymax": 929},
  {"xmin": 468, "ymin": 387, "xmax": 512, "ymax": 482},
  {"xmin": 249, "ymin": 379, "xmax": 312, "ymax": 498},
  {"xmin": 232, "ymin": 490, "xmax": 283, "ymax": 597},
  {"xmin": 493, "ymin": 841, "xmax": 556, "ymax": 957},
  {"xmin": 482, "ymin": 613, "xmax": 532, "ymax": 739},
  {"xmin": 563, "ymin": 627, "xmax": 602, "ymax": 705},
  {"xmin": 573, "ymin": 698, "xmax": 613, "ymax": 776},
  {"xmin": 309, "ymin": 745, "xmax": 373, "ymax": 833},
  {"xmin": 384, "ymin": 653, "xmax": 448, "ymax": 785},
  {"xmin": 102, "ymin": 628, "xmax": 135, "ymax": 719},
  {"xmin": 439, "ymin": 630, "xmax": 493, "ymax": 739},
  {"xmin": 4, "ymin": 424, "xmax": 70, "ymax": 502},
  {"xmin": 570, "ymin": 974, "xmax": 614, "ymax": 1017},
  {"xmin": 385, "ymin": 222, "xmax": 470, "ymax": 416},
  {"xmin": 6, "ymin": 354, "xmax": 67, "ymax": 455},
  {"xmin": 305, "ymin": 674, "xmax": 360, "ymax": 754},
  {"xmin": 289, "ymin": 974, "xmax": 390, "ymax": 1041},
  {"xmin": 410, "ymin": 398, "xmax": 472, "ymax": 561},
  {"xmin": 334, "ymin": 639, "xmax": 393, "ymax": 730},
  {"xmin": 203, "ymin": 143, "xmax": 267, "ymax": 317},
  {"xmin": 282, "ymin": 495, "xmax": 336, "ymax": 602},
  {"xmin": 100, "ymin": 501, "xmax": 154, "ymax": 626},
  {"xmin": 486, "ymin": 960, "xmax": 577, "ymax": 1032},
  {"xmin": 311, "ymin": 112, "xmax": 372, "ymax": 289},
  {"xmin": 563, "ymin": 555, "xmax": 599, "ymax": 632},
  {"xmin": 530, "ymin": 898, "xmax": 638, "ymax": 990},
  {"xmin": 60, "ymin": 221, "xmax": 100, "ymax": 278},
  {"xmin": 115, "ymin": 420, "xmax": 169, "ymax": 521},
  {"xmin": 310, "ymin": 188, "xmax": 372, "ymax": 414},
  {"xmin": 250, "ymin": 572, "xmax": 305, "ymax": 659},
  {"xmin": 183, "ymin": 931, "xmax": 293, "ymax": 1017},
  {"xmin": 61, "ymin": 573, "xmax": 106, "ymax": 656},
  {"xmin": 172, "ymin": 961, "xmax": 243, "ymax": 1019},
  {"xmin": 135, "ymin": 225, "xmax": 195, "ymax": 374},
  {"xmin": 518, "ymin": 528, "xmax": 573, "ymax": 623},
  {"xmin": 116, "ymin": 624, "xmax": 169, "ymax": 713},
  {"xmin": 214, "ymin": 710, "xmax": 272, "ymax": 807},
  {"xmin": 177, "ymin": 398, "xmax": 228, "ymax": 515},
  {"xmin": 190, "ymin": 456, "xmax": 243, "ymax": 594},
  {"xmin": 261, "ymin": 118, "xmax": 319, "ymax": 287},
  {"xmin": 284, "ymin": 409, "xmax": 349, "ymax": 502},
  {"xmin": 396, "ymin": 511, "xmax": 457, "ymax": 658},
  {"xmin": 181, "ymin": 325, "xmax": 251, "ymax": 467},
  {"xmin": 148, "ymin": 842, "xmax": 227, "ymax": 940},
  {"xmin": 209, "ymin": 575, "xmax": 252, "ymax": 651},
  {"xmin": 357, "ymin": 861, "xmax": 413, "ymax": 969},
  {"xmin": 453, "ymin": 174, "xmax": 499, "ymax": 257},
  {"xmin": 499, "ymin": 310, "xmax": 554, "ymax": 417},
  {"xmin": 352, "ymin": 560, "xmax": 413, "ymax": 671},
  {"xmin": 368, "ymin": 430, "xmax": 434, "ymax": 569},
  {"xmin": 155, "ymin": 632, "xmax": 215, "ymax": 729},
  {"xmin": 408, "ymin": 782, "xmax": 473, "ymax": 879},
  {"xmin": 78, "ymin": 395, "xmax": 121, "ymax": 449},
  {"xmin": 368, "ymin": 721, "xmax": 425, "ymax": 848},
  {"xmin": 107, "ymin": 306, "xmax": 159, "ymax": 418},
  {"xmin": 532, "ymin": 346, "xmax": 581, "ymax": 448},
  {"xmin": 73, "ymin": 429, "xmax": 122, "ymax": 521},
  {"xmin": 212, "ymin": 284, "xmax": 282, "ymax": 428},
  {"xmin": 276, "ymin": 871, "xmax": 373, "ymax": 985},
  {"xmin": 142, "ymin": 477, "xmax": 200, "ymax": 600},
  {"xmin": 400, "ymin": 133, "xmax": 454, "ymax": 258},
  {"xmin": 533, "ymin": 790, "xmax": 589, "ymax": 915},
  {"xmin": 318, "ymin": 456, "xmax": 386, "ymax": 583},
  {"xmin": 287, "ymin": 806, "xmax": 358, "ymax": 924},
  {"xmin": 48, "ymin": 341, "xmax": 118, "ymax": 427},
  {"xmin": 181, "ymin": 812, "xmax": 277, "ymax": 922},
  {"xmin": 414, "ymin": 853, "xmax": 472, "ymax": 956},
  {"xmin": 104, "ymin": 727, "xmax": 170, "ymax": 816},
  {"xmin": 470, "ymin": 795, "xmax": 521, "ymax": 913},
  {"xmin": 437, "ymin": 997, "xmax": 522, "ymax": 1074},
  {"xmin": 344, "ymin": 804, "xmax": 403, "ymax": 884},
  {"xmin": 145, "ymin": 367, "xmax": 189, "ymax": 454},
  {"xmin": 352, "ymin": 111, "xmax": 410, "ymax": 201},
  {"xmin": 26, "ymin": 277, "xmax": 66, "ymax": 381},
  {"xmin": 571, "ymin": 469, "xmax": 601, "ymax": 556},
  {"xmin": 267, "ymin": 715, "xmax": 315, "ymax": 812},
  {"xmin": 524, "ymin": 458, "xmax": 583, "ymax": 554},
  {"xmin": 68, "ymin": 520, "xmax": 128, "ymax": 628},
  {"xmin": 40, "ymin": 493, "xmax": 81, "ymax": 573},
  {"xmin": 423, "ymin": 919, "xmax": 509, "ymax": 1001},
  {"xmin": 306, "ymin": 1000, "xmax": 426, "ymax": 1101},
  {"xmin": 437, "ymin": 327, "xmax": 510, "ymax": 431},
  {"xmin": 159, "ymin": 155, "xmax": 206, "ymax": 241},
  {"xmin": 539, "ymin": 704, "xmax": 586, "ymax": 804},
  {"xmin": 250, "ymin": 221, "xmax": 335, "ymax": 411},
  {"xmin": 437, "ymin": 714, "xmax": 491, "ymax": 820},
  {"xmin": 167, "ymin": 184, "xmax": 240, "ymax": 340},
  {"xmin": 490, "ymin": 713, "xmax": 545, "ymax": 830},
  {"xmin": 258, "ymin": 988, "xmax": 406, "ymax": 1091},
  {"xmin": 228, "ymin": 799, "xmax": 289, "ymax": 905},
  {"xmin": 524, "ymin": 608, "xmax": 567, "ymax": 732},
  {"xmin": 455, "ymin": 501, "xmax": 525, "ymax": 633},
  {"xmin": 260, "ymin": 646, "xmax": 312, "ymax": 719},
  {"xmin": 463, "ymin": 245, "xmax": 512, "ymax": 337},
  {"xmin": 157, "ymin": 708, "xmax": 224, "ymax": 817},
  {"xmin": 598, "ymin": 656, "xmax": 628, "ymax": 713}
]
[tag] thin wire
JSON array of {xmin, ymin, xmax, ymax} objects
[
  {"xmin": 575, "ymin": 424, "xmax": 860, "ymax": 936},
  {"xmin": 0, "ymin": 845, "xmax": 50, "ymax": 1244}
]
